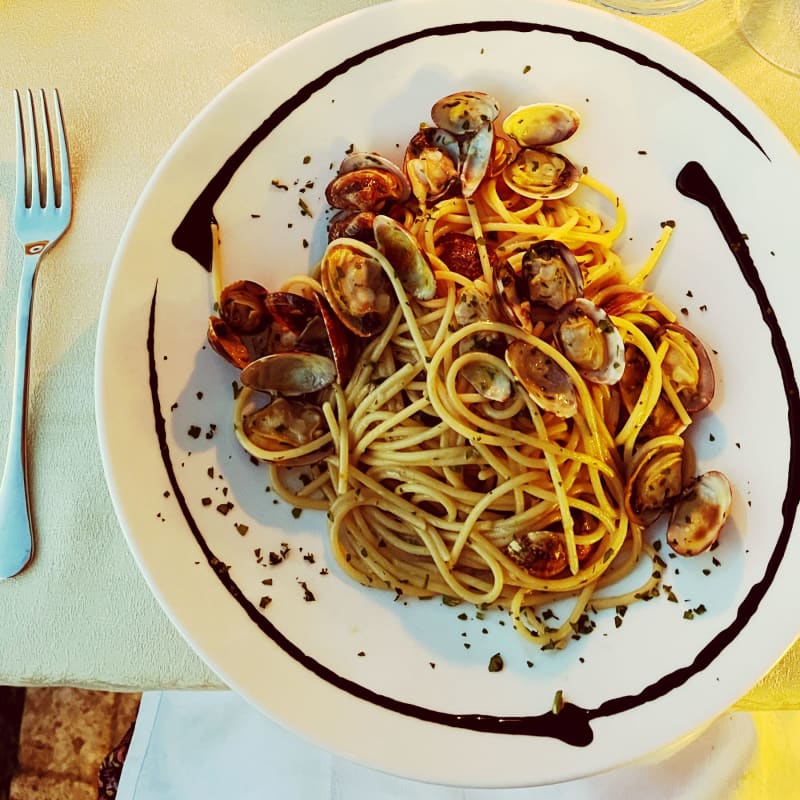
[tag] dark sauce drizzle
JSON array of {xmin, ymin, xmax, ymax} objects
[
  {"xmin": 149, "ymin": 23, "xmax": 794, "ymax": 747},
  {"xmin": 172, "ymin": 20, "xmax": 766, "ymax": 271}
]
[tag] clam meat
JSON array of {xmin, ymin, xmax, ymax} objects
[
  {"xmin": 218, "ymin": 280, "xmax": 270, "ymax": 334},
  {"xmin": 522, "ymin": 240, "xmax": 583, "ymax": 310},
  {"xmin": 403, "ymin": 126, "xmax": 461, "ymax": 205},
  {"xmin": 555, "ymin": 298, "xmax": 624, "ymax": 385},
  {"xmin": 503, "ymin": 147, "xmax": 581, "ymax": 200},
  {"xmin": 496, "ymin": 241, "xmax": 583, "ymax": 329},
  {"xmin": 506, "ymin": 531, "xmax": 568, "ymax": 578},
  {"xmin": 319, "ymin": 237, "xmax": 396, "ymax": 337},
  {"xmin": 326, "ymin": 154, "xmax": 410, "ymax": 211},
  {"xmin": 655, "ymin": 323, "xmax": 715, "ymax": 413},
  {"xmin": 242, "ymin": 397, "xmax": 332, "ymax": 466},
  {"xmin": 327, "ymin": 209, "xmax": 377, "ymax": 244}
]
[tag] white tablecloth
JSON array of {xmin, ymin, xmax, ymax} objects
[{"xmin": 0, "ymin": 0, "xmax": 798, "ymax": 707}]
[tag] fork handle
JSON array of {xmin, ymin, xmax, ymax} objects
[{"xmin": 0, "ymin": 252, "xmax": 40, "ymax": 579}]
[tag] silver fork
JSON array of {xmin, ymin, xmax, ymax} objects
[{"xmin": 0, "ymin": 90, "xmax": 72, "ymax": 579}]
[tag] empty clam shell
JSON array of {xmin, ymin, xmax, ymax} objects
[
  {"xmin": 373, "ymin": 214, "xmax": 436, "ymax": 300},
  {"xmin": 506, "ymin": 340, "xmax": 577, "ymax": 418},
  {"xmin": 459, "ymin": 121, "xmax": 494, "ymax": 198},
  {"xmin": 240, "ymin": 351, "xmax": 337, "ymax": 396},
  {"xmin": 502, "ymin": 103, "xmax": 580, "ymax": 148}
]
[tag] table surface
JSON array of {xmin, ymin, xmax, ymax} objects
[{"xmin": 0, "ymin": 0, "xmax": 798, "ymax": 708}]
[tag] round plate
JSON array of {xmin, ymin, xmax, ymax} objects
[{"xmin": 96, "ymin": 0, "xmax": 800, "ymax": 787}]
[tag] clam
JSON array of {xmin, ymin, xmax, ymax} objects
[
  {"xmin": 319, "ymin": 237, "xmax": 396, "ymax": 337},
  {"xmin": 654, "ymin": 323, "xmax": 715, "ymax": 413},
  {"xmin": 243, "ymin": 397, "xmax": 332, "ymax": 465},
  {"xmin": 327, "ymin": 209, "xmax": 377, "ymax": 244},
  {"xmin": 325, "ymin": 153, "xmax": 409, "ymax": 211},
  {"xmin": 505, "ymin": 340, "xmax": 577, "ymax": 418},
  {"xmin": 496, "ymin": 241, "xmax": 582, "ymax": 328},
  {"xmin": 219, "ymin": 280, "xmax": 270, "ymax": 334},
  {"xmin": 454, "ymin": 283, "xmax": 496, "ymax": 328},
  {"xmin": 338, "ymin": 151, "xmax": 411, "ymax": 201},
  {"xmin": 453, "ymin": 284, "xmax": 510, "ymax": 402},
  {"xmin": 404, "ymin": 126, "xmax": 461, "ymax": 205},
  {"xmin": 430, "ymin": 91, "xmax": 500, "ymax": 135},
  {"xmin": 522, "ymin": 240, "xmax": 583, "ymax": 310},
  {"xmin": 373, "ymin": 214, "xmax": 436, "ymax": 300},
  {"xmin": 494, "ymin": 260, "xmax": 532, "ymax": 332},
  {"xmin": 207, "ymin": 316, "xmax": 251, "ymax": 369},
  {"xmin": 506, "ymin": 531, "xmax": 568, "ymax": 578},
  {"xmin": 624, "ymin": 439, "xmax": 686, "ymax": 527},
  {"xmin": 503, "ymin": 147, "xmax": 581, "ymax": 200},
  {"xmin": 666, "ymin": 470, "xmax": 733, "ymax": 556},
  {"xmin": 619, "ymin": 346, "xmax": 684, "ymax": 439},
  {"xmin": 501, "ymin": 103, "xmax": 581, "ymax": 148},
  {"xmin": 316, "ymin": 295, "xmax": 357, "ymax": 384},
  {"xmin": 459, "ymin": 120, "xmax": 494, "ymax": 198},
  {"xmin": 555, "ymin": 298, "xmax": 624, "ymax": 385},
  {"xmin": 240, "ymin": 351, "xmax": 337, "ymax": 396},
  {"xmin": 263, "ymin": 291, "xmax": 319, "ymax": 335}
]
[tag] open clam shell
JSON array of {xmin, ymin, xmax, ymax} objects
[
  {"xmin": 319, "ymin": 237, "xmax": 396, "ymax": 337},
  {"xmin": 655, "ymin": 322, "xmax": 716, "ymax": 413},
  {"xmin": 624, "ymin": 438, "xmax": 686, "ymax": 527},
  {"xmin": 403, "ymin": 126, "xmax": 461, "ymax": 205},
  {"xmin": 505, "ymin": 340, "xmax": 578, "ymax": 418},
  {"xmin": 555, "ymin": 298, "xmax": 624, "ymax": 385},
  {"xmin": 503, "ymin": 147, "xmax": 581, "ymax": 200}
]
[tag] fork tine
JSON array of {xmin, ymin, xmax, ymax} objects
[
  {"xmin": 38, "ymin": 90, "xmax": 56, "ymax": 209},
  {"xmin": 52, "ymin": 89, "xmax": 71, "ymax": 212},
  {"xmin": 13, "ymin": 90, "xmax": 26, "ymax": 210},
  {"xmin": 25, "ymin": 89, "xmax": 40, "ymax": 210}
]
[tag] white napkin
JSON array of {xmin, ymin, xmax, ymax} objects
[{"xmin": 116, "ymin": 691, "xmax": 755, "ymax": 800}]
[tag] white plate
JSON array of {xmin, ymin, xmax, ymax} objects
[{"xmin": 96, "ymin": 0, "xmax": 800, "ymax": 788}]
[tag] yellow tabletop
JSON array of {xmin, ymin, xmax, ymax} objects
[{"xmin": 0, "ymin": 0, "xmax": 797, "ymax": 716}]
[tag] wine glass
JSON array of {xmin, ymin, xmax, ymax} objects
[
  {"xmin": 593, "ymin": 0, "xmax": 706, "ymax": 14},
  {"xmin": 736, "ymin": 0, "xmax": 800, "ymax": 74}
]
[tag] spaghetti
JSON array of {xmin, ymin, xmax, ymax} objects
[{"xmin": 211, "ymin": 94, "xmax": 721, "ymax": 649}]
